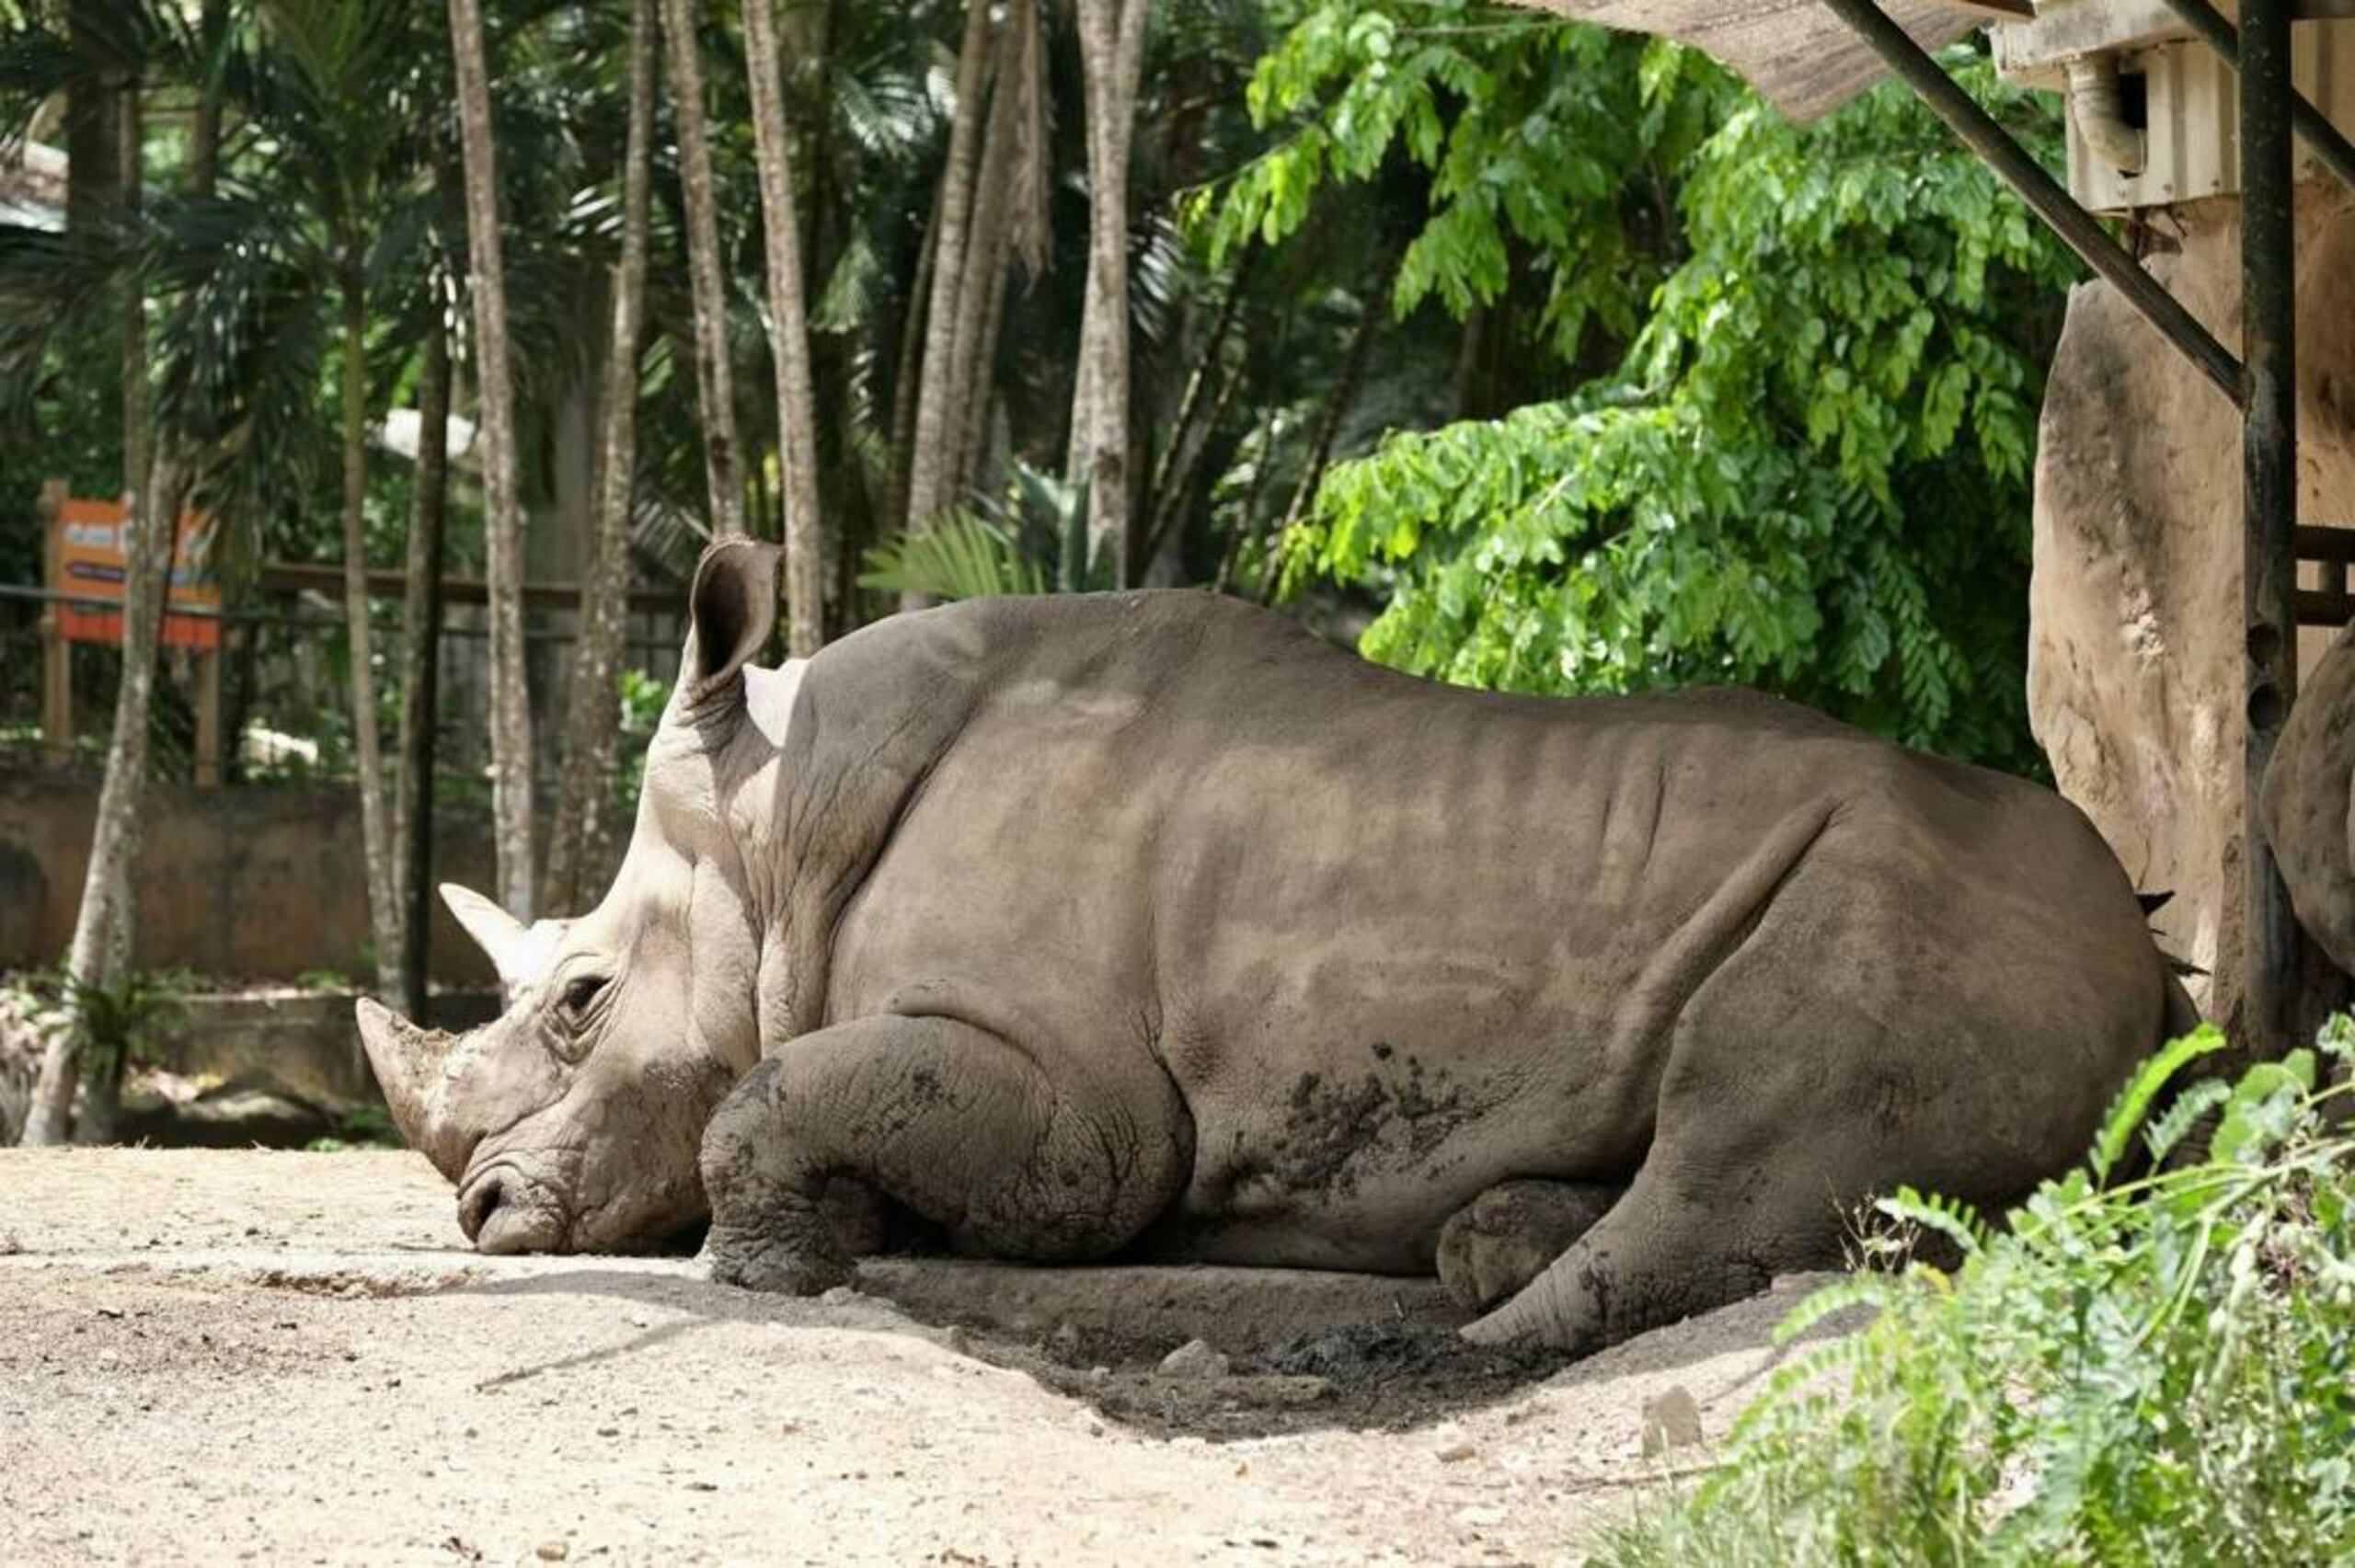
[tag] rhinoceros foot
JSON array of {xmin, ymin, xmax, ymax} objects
[
  {"xmin": 1435, "ymin": 1180, "xmax": 1624, "ymax": 1312},
  {"xmin": 706, "ymin": 1228, "xmax": 856, "ymax": 1296}
]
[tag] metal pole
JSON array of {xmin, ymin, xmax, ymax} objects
[
  {"xmin": 2158, "ymin": 0, "xmax": 2355, "ymax": 197},
  {"xmin": 2242, "ymin": 0, "xmax": 2301, "ymax": 1056},
  {"xmin": 1820, "ymin": 0, "xmax": 2244, "ymax": 406}
]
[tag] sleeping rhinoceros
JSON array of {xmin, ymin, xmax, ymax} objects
[{"xmin": 358, "ymin": 538, "xmax": 2191, "ymax": 1351}]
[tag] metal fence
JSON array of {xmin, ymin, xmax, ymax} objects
[{"xmin": 0, "ymin": 577, "xmax": 686, "ymax": 796}]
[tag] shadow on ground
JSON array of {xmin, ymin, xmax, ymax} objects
[{"xmin": 432, "ymin": 1260, "xmax": 1832, "ymax": 1441}]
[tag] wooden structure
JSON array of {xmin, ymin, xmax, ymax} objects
[{"xmin": 1504, "ymin": 0, "xmax": 2355, "ymax": 1053}]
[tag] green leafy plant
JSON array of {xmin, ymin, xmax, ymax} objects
[
  {"xmin": 1212, "ymin": 4, "xmax": 2074, "ymax": 771},
  {"xmin": 58, "ymin": 967, "xmax": 192, "ymax": 1083},
  {"xmin": 859, "ymin": 462, "xmax": 1102, "ymax": 601},
  {"xmin": 1594, "ymin": 1021, "xmax": 2355, "ymax": 1566},
  {"xmin": 610, "ymin": 666, "xmax": 672, "ymax": 817},
  {"xmin": 859, "ymin": 510, "xmax": 1051, "ymax": 601},
  {"xmin": 304, "ymin": 1101, "xmax": 399, "ymax": 1152}
]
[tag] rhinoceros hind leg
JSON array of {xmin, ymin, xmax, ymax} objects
[
  {"xmin": 1456, "ymin": 1150, "xmax": 1845, "ymax": 1354},
  {"xmin": 1435, "ymin": 1180, "xmax": 1624, "ymax": 1311},
  {"xmin": 701, "ymin": 1013, "xmax": 1189, "ymax": 1294}
]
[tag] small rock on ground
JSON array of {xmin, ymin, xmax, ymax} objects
[{"xmin": 1158, "ymin": 1338, "xmax": 1231, "ymax": 1378}]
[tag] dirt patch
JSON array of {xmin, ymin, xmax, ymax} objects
[{"xmin": 1, "ymin": 1150, "xmax": 1854, "ymax": 1563}]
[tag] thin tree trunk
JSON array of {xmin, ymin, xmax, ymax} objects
[
  {"xmin": 742, "ymin": 0, "xmax": 825, "ymax": 653},
  {"xmin": 190, "ymin": 0, "xmax": 227, "ymax": 197},
  {"xmin": 1069, "ymin": 0, "xmax": 1149, "ymax": 588},
  {"xmin": 447, "ymin": 0, "xmax": 539, "ymax": 918},
  {"xmin": 1140, "ymin": 239, "xmax": 1255, "ymax": 567},
  {"xmin": 339, "ymin": 262, "xmax": 402, "ymax": 1001},
  {"xmin": 947, "ymin": 40, "xmax": 1021, "ymax": 498},
  {"xmin": 28, "ymin": 69, "xmax": 151, "ymax": 1146},
  {"xmin": 544, "ymin": 0, "xmax": 656, "ymax": 917},
  {"xmin": 394, "ymin": 312, "xmax": 452, "ymax": 1021},
  {"xmin": 900, "ymin": 0, "xmax": 994, "ymax": 605},
  {"xmin": 1261, "ymin": 251, "xmax": 1399, "ymax": 601},
  {"xmin": 887, "ymin": 181, "xmax": 940, "ymax": 536},
  {"xmin": 659, "ymin": 0, "xmax": 747, "ymax": 539}
]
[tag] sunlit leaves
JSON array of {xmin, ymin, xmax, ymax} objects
[{"xmin": 1251, "ymin": 17, "xmax": 2072, "ymax": 769}]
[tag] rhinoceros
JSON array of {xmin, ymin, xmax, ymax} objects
[{"xmin": 358, "ymin": 539, "xmax": 2190, "ymax": 1351}]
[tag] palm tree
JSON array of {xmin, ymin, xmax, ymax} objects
[
  {"xmin": 8, "ymin": 1, "xmax": 205, "ymax": 1143},
  {"xmin": 899, "ymin": 0, "xmax": 994, "ymax": 603},
  {"xmin": 1068, "ymin": 0, "xmax": 1149, "ymax": 588},
  {"xmin": 658, "ymin": 0, "xmax": 746, "ymax": 539},
  {"xmin": 741, "ymin": 0, "xmax": 824, "ymax": 651},
  {"xmin": 543, "ymin": 0, "xmax": 657, "ymax": 918},
  {"xmin": 447, "ymin": 0, "xmax": 538, "ymax": 917}
]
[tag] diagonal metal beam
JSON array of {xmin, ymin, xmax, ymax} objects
[
  {"xmin": 1819, "ymin": 0, "xmax": 2245, "ymax": 406},
  {"xmin": 2161, "ymin": 0, "xmax": 2355, "ymax": 195}
]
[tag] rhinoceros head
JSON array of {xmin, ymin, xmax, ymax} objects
[{"xmin": 356, "ymin": 539, "xmax": 798, "ymax": 1253}]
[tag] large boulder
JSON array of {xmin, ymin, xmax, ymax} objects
[{"xmin": 2028, "ymin": 187, "xmax": 2355, "ymax": 1027}]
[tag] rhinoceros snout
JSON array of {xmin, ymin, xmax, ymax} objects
[{"xmin": 457, "ymin": 1168, "xmax": 567, "ymax": 1254}]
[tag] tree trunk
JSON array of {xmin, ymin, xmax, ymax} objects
[
  {"xmin": 447, "ymin": 0, "xmax": 539, "ymax": 919},
  {"xmin": 25, "ymin": 66, "xmax": 150, "ymax": 1146},
  {"xmin": 659, "ymin": 0, "xmax": 748, "ymax": 539},
  {"xmin": 190, "ymin": 0, "xmax": 227, "ymax": 198},
  {"xmin": 544, "ymin": 0, "xmax": 656, "ymax": 919},
  {"xmin": 393, "ymin": 308, "xmax": 452, "ymax": 1022},
  {"xmin": 1262, "ymin": 250, "xmax": 1399, "ymax": 601},
  {"xmin": 339, "ymin": 262, "xmax": 402, "ymax": 1001},
  {"xmin": 887, "ymin": 180, "xmax": 941, "ymax": 536},
  {"xmin": 945, "ymin": 108, "xmax": 1010, "ymax": 498},
  {"xmin": 1140, "ymin": 238, "xmax": 1255, "ymax": 568},
  {"xmin": 741, "ymin": 0, "xmax": 825, "ymax": 653},
  {"xmin": 1068, "ymin": 0, "xmax": 1149, "ymax": 588},
  {"xmin": 900, "ymin": 0, "xmax": 994, "ymax": 604}
]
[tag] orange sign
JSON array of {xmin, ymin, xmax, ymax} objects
[{"xmin": 51, "ymin": 498, "xmax": 221, "ymax": 651}]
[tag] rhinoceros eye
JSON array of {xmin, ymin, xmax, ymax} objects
[{"xmin": 558, "ymin": 975, "xmax": 608, "ymax": 1022}]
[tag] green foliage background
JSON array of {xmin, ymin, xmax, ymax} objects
[{"xmin": 1212, "ymin": 2, "xmax": 2076, "ymax": 772}]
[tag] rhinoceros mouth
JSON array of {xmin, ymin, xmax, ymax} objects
[{"xmin": 456, "ymin": 1162, "xmax": 569, "ymax": 1254}]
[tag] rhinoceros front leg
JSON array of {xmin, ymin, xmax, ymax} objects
[{"xmin": 700, "ymin": 1013, "xmax": 1189, "ymax": 1294}]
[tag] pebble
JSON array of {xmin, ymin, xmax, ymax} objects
[
  {"xmin": 534, "ymin": 1543, "xmax": 569, "ymax": 1562},
  {"xmin": 1157, "ymin": 1338, "xmax": 1229, "ymax": 1379},
  {"xmin": 818, "ymin": 1286, "xmax": 858, "ymax": 1307},
  {"xmin": 1434, "ymin": 1442, "xmax": 1476, "ymax": 1464}
]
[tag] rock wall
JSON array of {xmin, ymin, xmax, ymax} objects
[{"xmin": 2028, "ymin": 185, "xmax": 2355, "ymax": 1025}]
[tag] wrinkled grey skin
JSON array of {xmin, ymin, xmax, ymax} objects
[
  {"xmin": 362, "ymin": 539, "xmax": 2188, "ymax": 1351},
  {"xmin": 2263, "ymin": 630, "xmax": 2355, "ymax": 980}
]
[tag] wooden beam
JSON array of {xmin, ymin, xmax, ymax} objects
[
  {"xmin": 257, "ymin": 562, "xmax": 678, "ymax": 615},
  {"xmin": 193, "ymin": 638, "xmax": 224, "ymax": 788}
]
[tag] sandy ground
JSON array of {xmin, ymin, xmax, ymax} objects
[{"xmin": 0, "ymin": 1150, "xmax": 1840, "ymax": 1565}]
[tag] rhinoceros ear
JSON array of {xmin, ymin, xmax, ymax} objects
[{"xmin": 684, "ymin": 537, "xmax": 783, "ymax": 705}]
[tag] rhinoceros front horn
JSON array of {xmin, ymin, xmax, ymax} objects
[{"xmin": 354, "ymin": 997, "xmax": 471, "ymax": 1182}]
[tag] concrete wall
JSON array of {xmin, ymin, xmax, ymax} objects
[{"xmin": 0, "ymin": 764, "xmax": 500, "ymax": 986}]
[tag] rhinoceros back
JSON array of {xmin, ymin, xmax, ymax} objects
[{"xmin": 780, "ymin": 591, "xmax": 2170, "ymax": 1270}]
